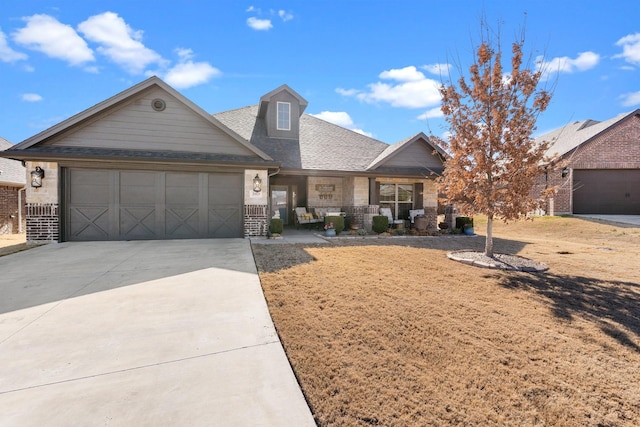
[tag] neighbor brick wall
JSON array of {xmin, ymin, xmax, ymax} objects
[
  {"xmin": 546, "ymin": 115, "xmax": 640, "ymax": 215},
  {"xmin": 26, "ymin": 203, "xmax": 58, "ymax": 242},
  {"xmin": 244, "ymin": 204, "xmax": 268, "ymax": 237},
  {"xmin": 0, "ymin": 186, "xmax": 25, "ymax": 234}
]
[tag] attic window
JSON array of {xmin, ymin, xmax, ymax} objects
[{"xmin": 277, "ymin": 102, "xmax": 291, "ymax": 130}]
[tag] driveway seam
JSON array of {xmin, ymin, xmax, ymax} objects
[{"xmin": 0, "ymin": 339, "xmax": 281, "ymax": 395}]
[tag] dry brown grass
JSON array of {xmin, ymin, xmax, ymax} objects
[{"xmin": 253, "ymin": 216, "xmax": 640, "ymax": 426}]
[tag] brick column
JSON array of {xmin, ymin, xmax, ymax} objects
[
  {"xmin": 244, "ymin": 204, "xmax": 268, "ymax": 237},
  {"xmin": 26, "ymin": 203, "xmax": 59, "ymax": 243}
]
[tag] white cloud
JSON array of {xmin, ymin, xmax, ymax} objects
[
  {"xmin": 310, "ymin": 111, "xmax": 373, "ymax": 137},
  {"xmin": 163, "ymin": 47, "xmax": 221, "ymax": 89},
  {"xmin": 421, "ymin": 63, "xmax": 451, "ymax": 76},
  {"xmin": 339, "ymin": 66, "xmax": 441, "ymax": 109},
  {"xmin": 278, "ymin": 10, "xmax": 294, "ymax": 22},
  {"xmin": 379, "ymin": 65, "xmax": 425, "ymax": 82},
  {"xmin": 13, "ymin": 14, "xmax": 94, "ymax": 66},
  {"xmin": 417, "ymin": 107, "xmax": 443, "ymax": 120},
  {"xmin": 78, "ymin": 12, "xmax": 165, "ymax": 74},
  {"xmin": 164, "ymin": 61, "xmax": 221, "ymax": 89},
  {"xmin": 614, "ymin": 33, "xmax": 640, "ymax": 65},
  {"xmin": 21, "ymin": 93, "xmax": 43, "ymax": 102},
  {"xmin": 311, "ymin": 111, "xmax": 354, "ymax": 127},
  {"xmin": 335, "ymin": 88, "xmax": 359, "ymax": 96},
  {"xmin": 247, "ymin": 17, "xmax": 272, "ymax": 31},
  {"xmin": 620, "ymin": 90, "xmax": 640, "ymax": 107},
  {"xmin": 0, "ymin": 28, "xmax": 27, "ymax": 62},
  {"xmin": 246, "ymin": 6, "xmax": 259, "ymax": 13},
  {"xmin": 536, "ymin": 51, "xmax": 600, "ymax": 79}
]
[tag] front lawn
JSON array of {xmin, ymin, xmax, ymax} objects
[{"xmin": 253, "ymin": 217, "xmax": 640, "ymax": 426}]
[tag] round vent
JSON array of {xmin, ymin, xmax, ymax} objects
[{"xmin": 151, "ymin": 98, "xmax": 166, "ymax": 111}]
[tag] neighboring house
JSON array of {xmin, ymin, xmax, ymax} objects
[
  {"xmin": 0, "ymin": 137, "xmax": 26, "ymax": 234},
  {"xmin": 537, "ymin": 109, "xmax": 640, "ymax": 215},
  {"xmin": 1, "ymin": 76, "xmax": 445, "ymax": 243}
]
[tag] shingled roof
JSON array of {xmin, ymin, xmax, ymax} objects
[
  {"xmin": 213, "ymin": 105, "xmax": 391, "ymax": 172},
  {"xmin": 0, "ymin": 137, "xmax": 26, "ymax": 186},
  {"xmin": 537, "ymin": 109, "xmax": 640, "ymax": 158}
]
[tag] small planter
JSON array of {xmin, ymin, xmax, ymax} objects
[
  {"xmin": 463, "ymin": 226, "xmax": 475, "ymax": 235},
  {"xmin": 325, "ymin": 229, "xmax": 336, "ymax": 237}
]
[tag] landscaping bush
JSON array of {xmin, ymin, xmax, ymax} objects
[
  {"xmin": 372, "ymin": 215, "xmax": 389, "ymax": 233},
  {"xmin": 325, "ymin": 216, "xmax": 345, "ymax": 234},
  {"xmin": 270, "ymin": 218, "xmax": 283, "ymax": 234},
  {"xmin": 455, "ymin": 216, "xmax": 473, "ymax": 229}
]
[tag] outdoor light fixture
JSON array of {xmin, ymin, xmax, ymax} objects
[
  {"xmin": 253, "ymin": 174, "xmax": 262, "ymax": 193},
  {"xmin": 561, "ymin": 167, "xmax": 569, "ymax": 178},
  {"xmin": 30, "ymin": 166, "xmax": 45, "ymax": 188}
]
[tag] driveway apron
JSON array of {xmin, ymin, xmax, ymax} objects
[{"xmin": 0, "ymin": 239, "xmax": 315, "ymax": 426}]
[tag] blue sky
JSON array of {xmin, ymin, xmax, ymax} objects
[{"xmin": 1, "ymin": 1, "xmax": 639, "ymax": 145}]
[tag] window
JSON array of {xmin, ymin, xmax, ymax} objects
[
  {"xmin": 277, "ymin": 102, "xmax": 291, "ymax": 130},
  {"xmin": 379, "ymin": 183, "xmax": 413, "ymax": 220}
]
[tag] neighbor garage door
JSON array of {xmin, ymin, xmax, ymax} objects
[
  {"xmin": 573, "ymin": 169, "xmax": 640, "ymax": 214},
  {"xmin": 65, "ymin": 168, "xmax": 243, "ymax": 241}
]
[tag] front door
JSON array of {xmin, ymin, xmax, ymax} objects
[{"xmin": 270, "ymin": 185, "xmax": 297, "ymax": 225}]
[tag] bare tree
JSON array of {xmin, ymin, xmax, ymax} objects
[{"xmin": 437, "ymin": 25, "xmax": 554, "ymax": 257}]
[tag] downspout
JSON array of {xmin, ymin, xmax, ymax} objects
[{"xmin": 18, "ymin": 186, "xmax": 26, "ymax": 233}]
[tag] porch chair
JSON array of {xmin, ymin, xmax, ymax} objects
[
  {"xmin": 294, "ymin": 207, "xmax": 322, "ymax": 229},
  {"xmin": 379, "ymin": 207, "xmax": 404, "ymax": 229}
]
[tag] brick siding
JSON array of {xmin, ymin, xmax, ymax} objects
[
  {"xmin": 545, "ymin": 116, "xmax": 640, "ymax": 214},
  {"xmin": 244, "ymin": 204, "xmax": 268, "ymax": 237},
  {"xmin": 0, "ymin": 186, "xmax": 25, "ymax": 234},
  {"xmin": 26, "ymin": 203, "xmax": 59, "ymax": 242}
]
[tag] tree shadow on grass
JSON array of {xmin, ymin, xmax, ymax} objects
[{"xmin": 491, "ymin": 271, "xmax": 640, "ymax": 352}]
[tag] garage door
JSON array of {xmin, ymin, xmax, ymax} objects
[
  {"xmin": 65, "ymin": 169, "xmax": 243, "ymax": 241},
  {"xmin": 573, "ymin": 169, "xmax": 640, "ymax": 214}
]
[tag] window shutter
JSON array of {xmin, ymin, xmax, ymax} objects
[
  {"xmin": 414, "ymin": 183, "xmax": 423, "ymax": 209},
  {"xmin": 369, "ymin": 178, "xmax": 379, "ymax": 205}
]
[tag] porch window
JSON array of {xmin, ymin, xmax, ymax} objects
[
  {"xmin": 277, "ymin": 102, "xmax": 291, "ymax": 130},
  {"xmin": 379, "ymin": 183, "xmax": 413, "ymax": 220}
]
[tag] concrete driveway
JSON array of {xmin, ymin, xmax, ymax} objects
[{"xmin": 0, "ymin": 239, "xmax": 315, "ymax": 426}]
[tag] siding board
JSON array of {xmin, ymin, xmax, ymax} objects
[{"xmin": 46, "ymin": 87, "xmax": 257, "ymax": 157}]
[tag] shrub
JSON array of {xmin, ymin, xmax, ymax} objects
[
  {"xmin": 372, "ymin": 215, "xmax": 389, "ymax": 233},
  {"xmin": 325, "ymin": 216, "xmax": 345, "ymax": 234},
  {"xmin": 270, "ymin": 218, "xmax": 283, "ymax": 234},
  {"xmin": 455, "ymin": 216, "xmax": 473, "ymax": 229}
]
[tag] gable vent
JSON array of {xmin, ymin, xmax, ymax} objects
[{"xmin": 151, "ymin": 98, "xmax": 166, "ymax": 111}]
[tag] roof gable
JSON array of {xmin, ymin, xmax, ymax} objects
[
  {"xmin": 539, "ymin": 109, "xmax": 640, "ymax": 158},
  {"xmin": 257, "ymin": 84, "xmax": 308, "ymax": 118},
  {"xmin": 12, "ymin": 76, "xmax": 272, "ymax": 161},
  {"xmin": 367, "ymin": 132, "xmax": 446, "ymax": 174}
]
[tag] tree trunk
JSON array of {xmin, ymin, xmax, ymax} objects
[{"xmin": 485, "ymin": 215, "xmax": 494, "ymax": 258}]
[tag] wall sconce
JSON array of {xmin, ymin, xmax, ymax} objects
[
  {"xmin": 31, "ymin": 166, "xmax": 45, "ymax": 188},
  {"xmin": 252, "ymin": 174, "xmax": 262, "ymax": 193},
  {"xmin": 561, "ymin": 167, "xmax": 569, "ymax": 178}
]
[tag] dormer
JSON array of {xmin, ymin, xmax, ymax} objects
[{"xmin": 257, "ymin": 84, "xmax": 308, "ymax": 140}]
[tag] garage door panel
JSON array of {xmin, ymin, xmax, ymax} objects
[
  {"xmin": 68, "ymin": 207, "xmax": 110, "ymax": 240},
  {"xmin": 66, "ymin": 169, "xmax": 243, "ymax": 241},
  {"xmin": 120, "ymin": 171, "xmax": 157, "ymax": 205},
  {"xmin": 209, "ymin": 206, "xmax": 242, "ymax": 238},
  {"xmin": 119, "ymin": 206, "xmax": 157, "ymax": 239},
  {"xmin": 166, "ymin": 207, "xmax": 200, "ymax": 238},
  {"xmin": 574, "ymin": 169, "xmax": 640, "ymax": 214}
]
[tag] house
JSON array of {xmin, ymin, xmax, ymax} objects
[
  {"xmin": 537, "ymin": 109, "xmax": 640, "ymax": 215},
  {"xmin": 1, "ymin": 76, "xmax": 445, "ymax": 243},
  {"xmin": 0, "ymin": 137, "xmax": 26, "ymax": 234}
]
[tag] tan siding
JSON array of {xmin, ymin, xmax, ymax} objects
[
  {"xmin": 383, "ymin": 143, "xmax": 442, "ymax": 169},
  {"xmin": 46, "ymin": 87, "xmax": 257, "ymax": 157}
]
